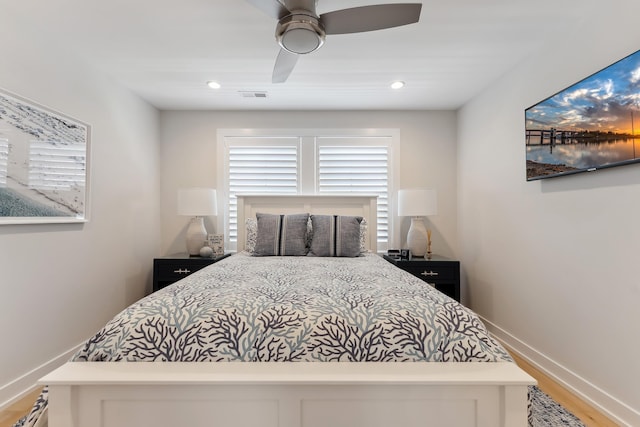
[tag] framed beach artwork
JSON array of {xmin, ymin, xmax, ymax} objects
[
  {"xmin": 525, "ymin": 49, "xmax": 640, "ymax": 180},
  {"xmin": 0, "ymin": 88, "xmax": 90, "ymax": 224}
]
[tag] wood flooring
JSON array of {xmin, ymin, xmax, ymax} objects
[
  {"xmin": 510, "ymin": 351, "xmax": 619, "ymax": 427},
  {"xmin": 0, "ymin": 356, "xmax": 619, "ymax": 427},
  {"xmin": 0, "ymin": 388, "xmax": 41, "ymax": 427}
]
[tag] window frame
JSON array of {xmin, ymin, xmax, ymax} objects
[{"xmin": 217, "ymin": 128, "xmax": 400, "ymax": 252}]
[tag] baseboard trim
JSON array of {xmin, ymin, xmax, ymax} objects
[
  {"xmin": 481, "ymin": 316, "xmax": 639, "ymax": 426},
  {"xmin": 0, "ymin": 344, "xmax": 81, "ymax": 411}
]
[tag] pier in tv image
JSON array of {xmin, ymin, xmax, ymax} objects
[{"xmin": 525, "ymin": 49, "xmax": 640, "ymax": 180}]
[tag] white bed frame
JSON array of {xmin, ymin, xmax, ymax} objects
[{"xmin": 40, "ymin": 195, "xmax": 535, "ymax": 427}]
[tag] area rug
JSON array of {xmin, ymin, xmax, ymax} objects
[{"xmin": 529, "ymin": 385, "xmax": 586, "ymax": 427}]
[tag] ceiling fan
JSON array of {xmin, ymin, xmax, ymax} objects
[{"xmin": 246, "ymin": 0, "xmax": 422, "ymax": 83}]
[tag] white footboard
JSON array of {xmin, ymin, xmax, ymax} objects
[{"xmin": 40, "ymin": 362, "xmax": 535, "ymax": 427}]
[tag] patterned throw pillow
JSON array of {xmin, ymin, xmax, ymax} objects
[
  {"xmin": 254, "ymin": 213, "xmax": 310, "ymax": 256},
  {"xmin": 245, "ymin": 218, "xmax": 257, "ymax": 253},
  {"xmin": 360, "ymin": 218, "xmax": 368, "ymax": 253},
  {"xmin": 310, "ymin": 215, "xmax": 363, "ymax": 257}
]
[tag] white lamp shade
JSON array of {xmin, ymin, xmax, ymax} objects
[
  {"xmin": 178, "ymin": 188, "xmax": 218, "ymax": 216},
  {"xmin": 398, "ymin": 189, "xmax": 437, "ymax": 217}
]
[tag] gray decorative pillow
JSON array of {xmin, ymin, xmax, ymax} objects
[
  {"xmin": 310, "ymin": 215, "xmax": 363, "ymax": 257},
  {"xmin": 254, "ymin": 213, "xmax": 310, "ymax": 256}
]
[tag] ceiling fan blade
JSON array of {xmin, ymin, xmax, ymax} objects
[
  {"xmin": 321, "ymin": 3, "xmax": 422, "ymax": 35},
  {"xmin": 245, "ymin": 0, "xmax": 290, "ymax": 20},
  {"xmin": 272, "ymin": 48, "xmax": 299, "ymax": 83}
]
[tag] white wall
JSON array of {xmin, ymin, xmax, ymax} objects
[
  {"xmin": 458, "ymin": 0, "xmax": 640, "ymax": 424},
  {"xmin": 159, "ymin": 110, "xmax": 458, "ymax": 259},
  {"xmin": 0, "ymin": 12, "xmax": 161, "ymax": 407},
  {"xmin": 10, "ymin": 1, "xmax": 639, "ymax": 421}
]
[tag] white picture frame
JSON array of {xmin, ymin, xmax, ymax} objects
[{"xmin": 0, "ymin": 88, "xmax": 91, "ymax": 224}]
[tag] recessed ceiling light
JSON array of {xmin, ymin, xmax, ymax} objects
[
  {"xmin": 391, "ymin": 81, "xmax": 405, "ymax": 89},
  {"xmin": 207, "ymin": 81, "xmax": 221, "ymax": 89}
]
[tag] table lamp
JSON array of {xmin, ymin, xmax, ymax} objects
[
  {"xmin": 178, "ymin": 188, "xmax": 218, "ymax": 256},
  {"xmin": 398, "ymin": 189, "xmax": 437, "ymax": 258}
]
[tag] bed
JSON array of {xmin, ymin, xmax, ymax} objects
[{"xmin": 24, "ymin": 195, "xmax": 534, "ymax": 427}]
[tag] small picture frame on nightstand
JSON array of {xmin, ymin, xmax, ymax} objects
[{"xmin": 207, "ymin": 234, "xmax": 224, "ymax": 257}]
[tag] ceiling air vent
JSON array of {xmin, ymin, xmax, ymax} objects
[{"xmin": 239, "ymin": 91, "xmax": 268, "ymax": 98}]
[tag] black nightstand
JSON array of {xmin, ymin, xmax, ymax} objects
[
  {"xmin": 383, "ymin": 254, "xmax": 460, "ymax": 302},
  {"xmin": 152, "ymin": 253, "xmax": 231, "ymax": 292}
]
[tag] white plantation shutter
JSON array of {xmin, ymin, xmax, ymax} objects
[
  {"xmin": 227, "ymin": 144, "xmax": 298, "ymax": 242},
  {"xmin": 222, "ymin": 130, "xmax": 397, "ymax": 251},
  {"xmin": 317, "ymin": 143, "xmax": 389, "ymax": 244}
]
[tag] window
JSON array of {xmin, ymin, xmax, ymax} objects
[
  {"xmin": 218, "ymin": 129, "xmax": 399, "ymax": 251},
  {"xmin": 226, "ymin": 138, "xmax": 299, "ymax": 243},
  {"xmin": 317, "ymin": 139, "xmax": 390, "ymax": 244}
]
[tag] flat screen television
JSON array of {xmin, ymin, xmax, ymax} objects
[{"xmin": 525, "ymin": 49, "xmax": 640, "ymax": 180}]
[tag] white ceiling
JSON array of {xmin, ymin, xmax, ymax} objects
[{"xmin": 4, "ymin": 0, "xmax": 595, "ymax": 110}]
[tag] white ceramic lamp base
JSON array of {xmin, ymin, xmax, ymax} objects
[
  {"xmin": 186, "ymin": 216, "xmax": 207, "ymax": 256},
  {"xmin": 406, "ymin": 217, "xmax": 427, "ymax": 257}
]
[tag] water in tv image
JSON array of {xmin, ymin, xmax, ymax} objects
[{"xmin": 525, "ymin": 49, "xmax": 640, "ymax": 180}]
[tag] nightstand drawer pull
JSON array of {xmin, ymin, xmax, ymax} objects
[
  {"xmin": 173, "ymin": 268, "xmax": 192, "ymax": 274},
  {"xmin": 421, "ymin": 270, "xmax": 439, "ymax": 277}
]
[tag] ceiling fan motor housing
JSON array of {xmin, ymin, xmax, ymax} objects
[{"xmin": 276, "ymin": 12, "xmax": 326, "ymax": 54}]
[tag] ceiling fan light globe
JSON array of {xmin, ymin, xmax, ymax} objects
[
  {"xmin": 275, "ymin": 14, "xmax": 326, "ymax": 55},
  {"xmin": 280, "ymin": 27, "xmax": 323, "ymax": 54}
]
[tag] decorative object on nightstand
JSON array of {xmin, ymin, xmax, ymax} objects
[
  {"xmin": 383, "ymin": 254, "xmax": 460, "ymax": 302},
  {"xmin": 178, "ymin": 188, "xmax": 218, "ymax": 256},
  {"xmin": 199, "ymin": 246, "xmax": 214, "ymax": 258},
  {"xmin": 397, "ymin": 188, "xmax": 437, "ymax": 258},
  {"xmin": 152, "ymin": 253, "xmax": 231, "ymax": 292}
]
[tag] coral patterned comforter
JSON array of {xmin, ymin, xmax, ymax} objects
[{"xmin": 18, "ymin": 252, "xmax": 512, "ymax": 427}]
